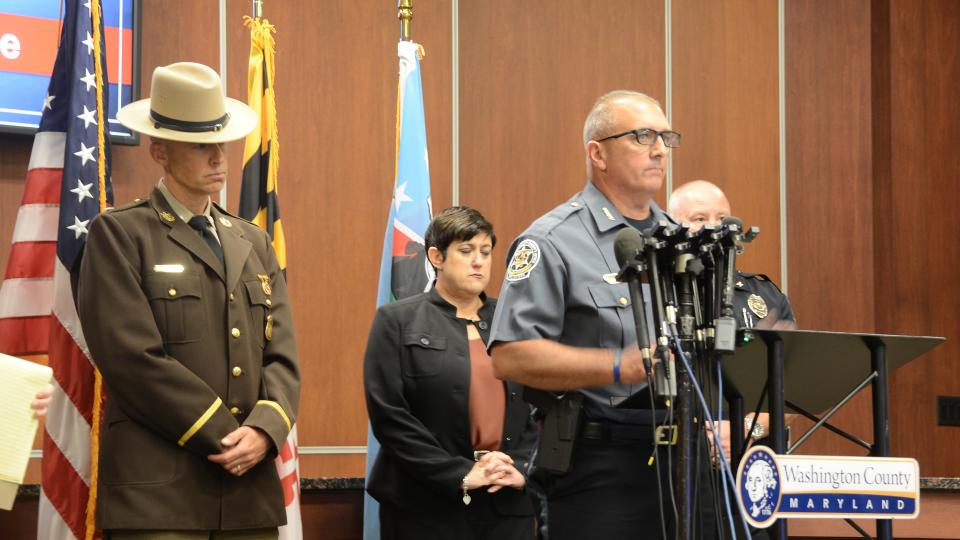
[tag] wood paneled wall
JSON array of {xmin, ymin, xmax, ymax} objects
[
  {"xmin": 671, "ymin": 0, "xmax": 782, "ymax": 278},
  {"xmin": 878, "ymin": 0, "xmax": 960, "ymax": 475},
  {"xmin": 458, "ymin": 0, "xmax": 666, "ymax": 287},
  {"xmin": 782, "ymin": 0, "xmax": 879, "ymax": 459},
  {"xmin": 2, "ymin": 0, "xmax": 959, "ymax": 494},
  {"xmin": 784, "ymin": 0, "xmax": 960, "ymax": 479}
]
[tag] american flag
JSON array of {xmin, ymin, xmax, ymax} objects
[{"xmin": 0, "ymin": 1, "xmax": 112, "ymax": 538}]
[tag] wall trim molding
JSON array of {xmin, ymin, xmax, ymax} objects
[
  {"xmin": 664, "ymin": 0, "xmax": 674, "ymax": 196},
  {"xmin": 30, "ymin": 446, "xmax": 370, "ymax": 459},
  {"xmin": 451, "ymin": 0, "xmax": 461, "ymax": 206},
  {"xmin": 778, "ymin": 0, "xmax": 789, "ymax": 294},
  {"xmin": 218, "ymin": 0, "xmax": 228, "ymax": 208}
]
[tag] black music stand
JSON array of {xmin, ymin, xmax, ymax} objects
[{"xmin": 720, "ymin": 329, "xmax": 944, "ymax": 540}]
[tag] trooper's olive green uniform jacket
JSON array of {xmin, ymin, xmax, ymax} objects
[{"xmin": 77, "ymin": 188, "xmax": 300, "ymax": 531}]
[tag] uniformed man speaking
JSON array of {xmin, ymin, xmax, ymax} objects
[
  {"xmin": 77, "ymin": 62, "xmax": 299, "ymax": 539},
  {"xmin": 489, "ymin": 91, "xmax": 690, "ymax": 539}
]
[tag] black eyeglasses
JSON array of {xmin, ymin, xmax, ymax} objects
[{"xmin": 596, "ymin": 128, "xmax": 681, "ymax": 148}]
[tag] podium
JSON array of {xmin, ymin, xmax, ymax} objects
[{"xmin": 720, "ymin": 329, "xmax": 945, "ymax": 540}]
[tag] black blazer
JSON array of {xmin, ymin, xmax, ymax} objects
[{"xmin": 364, "ymin": 288, "xmax": 535, "ymax": 515}]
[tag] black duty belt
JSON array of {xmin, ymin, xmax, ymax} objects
[{"xmin": 580, "ymin": 421, "xmax": 678, "ymax": 446}]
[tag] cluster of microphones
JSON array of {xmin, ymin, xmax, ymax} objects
[{"xmin": 613, "ymin": 217, "xmax": 758, "ymax": 398}]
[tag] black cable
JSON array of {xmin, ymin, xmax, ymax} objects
[
  {"xmin": 697, "ymin": 350, "xmax": 726, "ymax": 540},
  {"xmin": 665, "ymin": 387, "xmax": 679, "ymax": 526},
  {"xmin": 647, "ymin": 381, "xmax": 669, "ymax": 540},
  {"xmin": 673, "ymin": 335, "xmax": 753, "ymax": 539},
  {"xmin": 692, "ymin": 393, "xmax": 703, "ymax": 537},
  {"xmin": 694, "ymin": 353, "xmax": 725, "ymax": 540}
]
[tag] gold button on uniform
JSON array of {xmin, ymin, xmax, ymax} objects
[
  {"xmin": 231, "ymin": 328, "xmax": 241, "ymax": 338},
  {"xmin": 229, "ymin": 293, "xmax": 235, "ymax": 301},
  {"xmin": 232, "ymin": 366, "xmax": 242, "ymax": 377},
  {"xmin": 230, "ymin": 406, "xmax": 241, "ymax": 415},
  {"xmin": 168, "ymin": 289, "xmax": 177, "ymax": 297},
  {"xmin": 265, "ymin": 299, "xmax": 272, "ymax": 307},
  {"xmin": 618, "ymin": 297, "xmax": 628, "ymax": 306}
]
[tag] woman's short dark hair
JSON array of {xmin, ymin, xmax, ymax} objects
[{"xmin": 424, "ymin": 206, "xmax": 496, "ymax": 265}]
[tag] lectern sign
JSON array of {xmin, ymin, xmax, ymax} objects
[{"xmin": 737, "ymin": 446, "xmax": 920, "ymax": 528}]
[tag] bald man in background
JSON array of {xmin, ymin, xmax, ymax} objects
[
  {"xmin": 668, "ymin": 180, "xmax": 795, "ymax": 330},
  {"xmin": 668, "ymin": 179, "xmax": 795, "ymax": 459}
]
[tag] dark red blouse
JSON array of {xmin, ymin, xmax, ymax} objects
[{"xmin": 467, "ymin": 337, "xmax": 505, "ymax": 451}]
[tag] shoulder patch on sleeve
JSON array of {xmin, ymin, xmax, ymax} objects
[{"xmin": 505, "ymin": 239, "xmax": 541, "ymax": 282}]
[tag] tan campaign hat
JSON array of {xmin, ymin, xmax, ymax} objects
[{"xmin": 117, "ymin": 62, "xmax": 257, "ymax": 143}]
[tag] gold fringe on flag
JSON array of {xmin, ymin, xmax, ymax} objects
[{"xmin": 85, "ymin": 1, "xmax": 107, "ymax": 538}]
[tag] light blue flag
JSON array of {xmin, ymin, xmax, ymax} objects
[{"xmin": 364, "ymin": 40, "xmax": 434, "ymax": 540}]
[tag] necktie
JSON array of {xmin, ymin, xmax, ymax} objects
[{"xmin": 187, "ymin": 215, "xmax": 224, "ymax": 266}]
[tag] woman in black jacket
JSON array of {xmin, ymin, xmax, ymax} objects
[{"xmin": 364, "ymin": 206, "xmax": 536, "ymax": 540}]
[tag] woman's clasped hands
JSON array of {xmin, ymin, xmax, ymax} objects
[{"xmin": 463, "ymin": 451, "xmax": 526, "ymax": 493}]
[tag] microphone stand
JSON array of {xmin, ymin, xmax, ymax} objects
[
  {"xmin": 645, "ymin": 221, "xmax": 759, "ymax": 540},
  {"xmin": 644, "ymin": 222, "xmax": 700, "ymax": 540},
  {"xmin": 614, "ymin": 227, "xmax": 670, "ymax": 540},
  {"xmin": 709, "ymin": 220, "xmax": 761, "ymax": 537},
  {"xmin": 672, "ymin": 236, "xmax": 699, "ymax": 540},
  {"xmin": 642, "ymin": 224, "xmax": 675, "ymax": 399},
  {"xmin": 620, "ymin": 220, "xmax": 760, "ymax": 540}
]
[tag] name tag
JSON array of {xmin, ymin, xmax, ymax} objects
[
  {"xmin": 153, "ymin": 264, "xmax": 185, "ymax": 273},
  {"xmin": 602, "ymin": 273, "xmax": 620, "ymax": 284}
]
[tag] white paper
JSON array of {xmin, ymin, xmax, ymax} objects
[
  {"xmin": 0, "ymin": 480, "xmax": 17, "ymax": 511},
  {"xmin": 0, "ymin": 353, "xmax": 52, "ymax": 510}
]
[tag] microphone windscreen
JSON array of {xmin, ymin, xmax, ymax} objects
[
  {"xmin": 721, "ymin": 216, "xmax": 743, "ymax": 229},
  {"xmin": 614, "ymin": 227, "xmax": 644, "ymax": 267}
]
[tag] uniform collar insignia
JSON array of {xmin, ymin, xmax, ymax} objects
[{"xmin": 582, "ymin": 182, "xmax": 625, "ymax": 232}]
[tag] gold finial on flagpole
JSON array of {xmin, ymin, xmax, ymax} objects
[
  {"xmin": 253, "ymin": 0, "xmax": 263, "ymax": 18},
  {"xmin": 398, "ymin": 0, "xmax": 413, "ymax": 41}
]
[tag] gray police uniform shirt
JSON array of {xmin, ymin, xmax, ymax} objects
[{"xmin": 489, "ymin": 181, "xmax": 672, "ymax": 424}]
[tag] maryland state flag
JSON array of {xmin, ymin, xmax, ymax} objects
[
  {"xmin": 239, "ymin": 16, "xmax": 301, "ymax": 540},
  {"xmin": 363, "ymin": 40, "xmax": 435, "ymax": 540},
  {"xmin": 240, "ymin": 16, "xmax": 286, "ymax": 271}
]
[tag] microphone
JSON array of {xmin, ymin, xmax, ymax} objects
[
  {"xmin": 721, "ymin": 215, "xmax": 744, "ymax": 252},
  {"xmin": 613, "ymin": 228, "xmax": 653, "ymax": 377},
  {"xmin": 719, "ymin": 215, "xmax": 760, "ymax": 248},
  {"xmin": 716, "ymin": 216, "xmax": 743, "ymax": 352},
  {"xmin": 614, "ymin": 227, "xmax": 644, "ymax": 280},
  {"xmin": 720, "ymin": 216, "xmax": 743, "ymax": 229}
]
